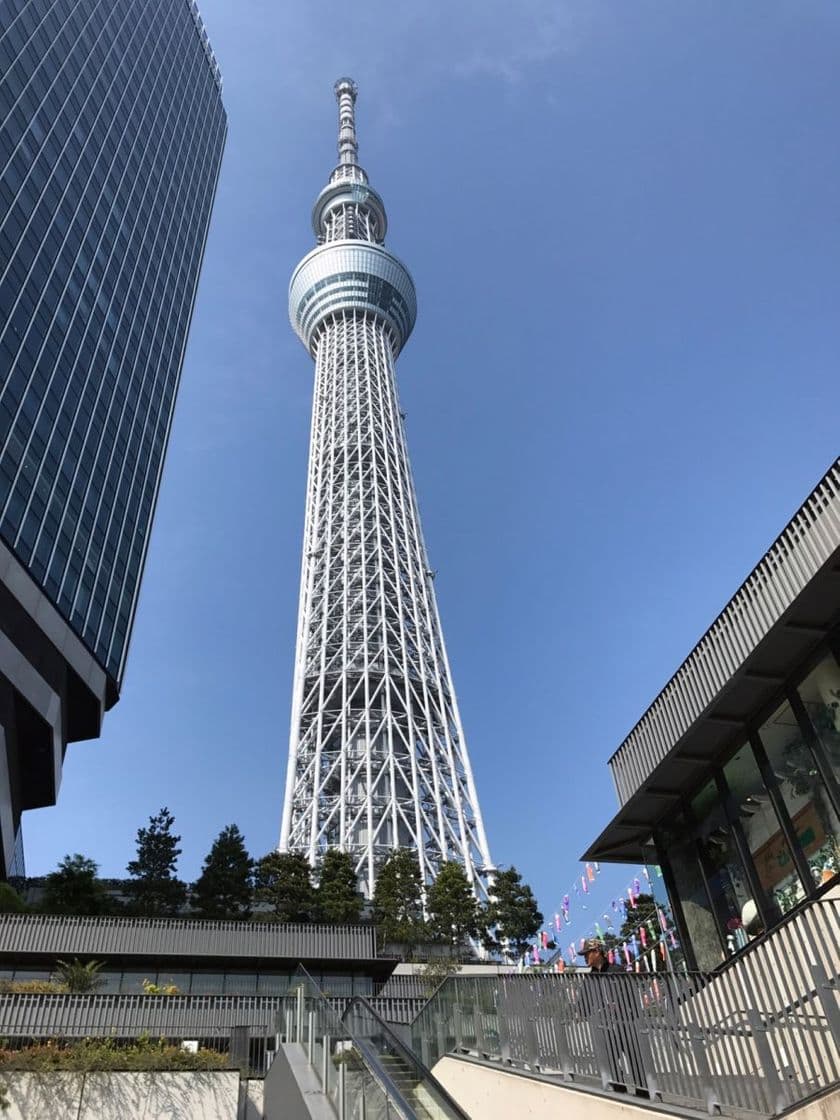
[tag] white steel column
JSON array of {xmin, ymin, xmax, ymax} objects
[{"xmin": 281, "ymin": 79, "xmax": 494, "ymax": 901}]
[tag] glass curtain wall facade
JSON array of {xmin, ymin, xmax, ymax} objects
[
  {"xmin": 0, "ymin": 0, "xmax": 225, "ymax": 875},
  {"xmin": 652, "ymin": 635, "xmax": 840, "ymax": 971},
  {"xmin": 0, "ymin": 965, "xmax": 375, "ymax": 997},
  {"xmin": 0, "ymin": 0, "xmax": 227, "ymax": 683}
]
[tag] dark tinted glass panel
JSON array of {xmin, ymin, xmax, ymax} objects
[
  {"xmin": 225, "ymin": 972, "xmax": 257, "ymax": 995},
  {"xmin": 119, "ymin": 970, "xmax": 148, "ymax": 993},
  {"xmin": 659, "ymin": 810, "xmax": 724, "ymax": 972},
  {"xmin": 691, "ymin": 781, "xmax": 757, "ymax": 956},
  {"xmin": 0, "ymin": 0, "xmax": 226, "ymax": 681},
  {"xmin": 760, "ymin": 692, "xmax": 840, "ymax": 889},
  {"xmin": 157, "ymin": 972, "xmax": 191, "ymax": 994},
  {"xmin": 797, "ymin": 655, "xmax": 840, "ymax": 794},
  {"xmin": 257, "ymin": 973, "xmax": 291, "ymax": 995},
  {"xmin": 722, "ymin": 744, "xmax": 803, "ymax": 916},
  {"xmin": 97, "ymin": 970, "xmax": 121, "ymax": 993},
  {"xmin": 190, "ymin": 972, "xmax": 224, "ymax": 994}
]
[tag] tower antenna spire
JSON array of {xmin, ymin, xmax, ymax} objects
[{"xmin": 334, "ymin": 77, "xmax": 359, "ymax": 166}]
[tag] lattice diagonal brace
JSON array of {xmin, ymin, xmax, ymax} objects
[{"xmin": 281, "ymin": 80, "xmax": 494, "ymax": 900}]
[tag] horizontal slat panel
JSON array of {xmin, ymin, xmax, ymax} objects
[
  {"xmin": 610, "ymin": 461, "xmax": 840, "ymax": 803},
  {"xmin": 0, "ymin": 914, "xmax": 377, "ymax": 961}
]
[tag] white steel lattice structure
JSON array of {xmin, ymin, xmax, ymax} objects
[{"xmin": 281, "ymin": 80, "xmax": 494, "ymax": 900}]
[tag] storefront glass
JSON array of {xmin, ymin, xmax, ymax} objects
[
  {"xmin": 797, "ymin": 653, "xmax": 840, "ymax": 799},
  {"xmin": 722, "ymin": 745, "xmax": 804, "ymax": 916},
  {"xmin": 691, "ymin": 781, "xmax": 758, "ymax": 956},
  {"xmin": 658, "ymin": 811, "xmax": 724, "ymax": 972},
  {"xmin": 642, "ymin": 842, "xmax": 686, "ymax": 972},
  {"xmin": 760, "ymin": 690, "xmax": 840, "ymax": 888},
  {"xmin": 647, "ymin": 643, "xmax": 840, "ymax": 973}
]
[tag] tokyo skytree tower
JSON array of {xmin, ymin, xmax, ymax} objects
[{"xmin": 281, "ymin": 80, "xmax": 494, "ymax": 900}]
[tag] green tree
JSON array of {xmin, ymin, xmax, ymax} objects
[
  {"xmin": 315, "ymin": 849, "xmax": 362, "ymax": 924},
  {"xmin": 192, "ymin": 825, "xmax": 253, "ymax": 920},
  {"xmin": 254, "ymin": 851, "xmax": 315, "ymax": 922},
  {"xmin": 419, "ymin": 955, "xmax": 461, "ymax": 995},
  {"xmin": 126, "ymin": 808, "xmax": 187, "ymax": 917},
  {"xmin": 373, "ymin": 849, "xmax": 426, "ymax": 950},
  {"xmin": 0, "ymin": 881, "xmax": 26, "ymax": 913},
  {"xmin": 601, "ymin": 892, "xmax": 657, "ymax": 953},
  {"xmin": 482, "ymin": 866, "xmax": 543, "ymax": 960},
  {"xmin": 53, "ymin": 958, "xmax": 105, "ymax": 993},
  {"xmin": 427, "ymin": 861, "xmax": 478, "ymax": 948},
  {"xmin": 42, "ymin": 855, "xmax": 110, "ymax": 916}
]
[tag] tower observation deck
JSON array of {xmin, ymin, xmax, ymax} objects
[{"xmin": 282, "ymin": 80, "xmax": 494, "ymax": 900}]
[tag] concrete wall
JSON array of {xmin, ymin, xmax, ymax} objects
[
  {"xmin": 431, "ymin": 1056, "xmax": 675, "ymax": 1120},
  {"xmin": 790, "ymin": 1086, "xmax": 840, "ymax": 1120},
  {"xmin": 432, "ymin": 1056, "xmax": 840, "ymax": 1120},
  {"xmin": 242, "ymin": 1079, "xmax": 265, "ymax": 1119},
  {"xmin": 262, "ymin": 1044, "xmax": 335, "ymax": 1120},
  {"xmin": 0, "ymin": 1069, "xmax": 241, "ymax": 1120}
]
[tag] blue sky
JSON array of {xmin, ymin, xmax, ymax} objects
[{"xmin": 24, "ymin": 1, "xmax": 840, "ymax": 932}]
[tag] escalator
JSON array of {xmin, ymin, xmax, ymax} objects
[
  {"xmin": 342, "ymin": 996, "xmax": 467, "ymax": 1120},
  {"xmin": 281, "ymin": 967, "xmax": 468, "ymax": 1120}
]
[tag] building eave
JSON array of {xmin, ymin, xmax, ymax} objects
[{"xmin": 585, "ymin": 458, "xmax": 840, "ymax": 863}]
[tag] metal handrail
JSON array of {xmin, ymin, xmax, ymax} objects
[
  {"xmin": 283, "ymin": 968, "xmax": 384, "ymax": 1113},
  {"xmin": 708, "ymin": 889, "xmax": 839, "ymax": 977},
  {"xmin": 288, "ymin": 963, "xmax": 463, "ymax": 1120},
  {"xmin": 407, "ymin": 900, "xmax": 840, "ymax": 1119},
  {"xmin": 343, "ymin": 995, "xmax": 470, "ymax": 1119}
]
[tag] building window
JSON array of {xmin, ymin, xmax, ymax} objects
[
  {"xmin": 692, "ymin": 781, "xmax": 760, "ymax": 956},
  {"xmin": 658, "ymin": 811, "xmax": 725, "ymax": 972},
  {"xmin": 760, "ymin": 693, "xmax": 840, "ymax": 889},
  {"xmin": 157, "ymin": 973, "xmax": 191, "ymax": 995},
  {"xmin": 797, "ymin": 653, "xmax": 840, "ymax": 803},
  {"xmin": 225, "ymin": 972, "xmax": 257, "ymax": 995},
  {"xmin": 97, "ymin": 971, "xmax": 122, "ymax": 994},
  {"xmin": 320, "ymin": 974, "xmax": 353, "ymax": 997},
  {"xmin": 189, "ymin": 972, "xmax": 224, "ymax": 994},
  {"xmin": 722, "ymin": 745, "xmax": 804, "ymax": 916},
  {"xmin": 120, "ymin": 971, "xmax": 149, "ymax": 994},
  {"xmin": 257, "ymin": 973, "xmax": 290, "ymax": 995}
]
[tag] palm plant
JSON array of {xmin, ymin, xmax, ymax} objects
[{"xmin": 53, "ymin": 958, "xmax": 105, "ymax": 993}]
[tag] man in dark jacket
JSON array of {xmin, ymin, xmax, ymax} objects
[{"xmin": 578, "ymin": 939, "xmax": 649, "ymax": 1096}]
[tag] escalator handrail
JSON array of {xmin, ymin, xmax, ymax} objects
[{"xmin": 342, "ymin": 994, "xmax": 471, "ymax": 1119}]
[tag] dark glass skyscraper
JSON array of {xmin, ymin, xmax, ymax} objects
[{"xmin": 0, "ymin": 0, "xmax": 226, "ymax": 874}]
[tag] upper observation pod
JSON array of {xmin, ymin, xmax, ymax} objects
[{"xmin": 288, "ymin": 80, "xmax": 417, "ymax": 356}]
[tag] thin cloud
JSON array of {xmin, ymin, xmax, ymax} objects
[{"xmin": 206, "ymin": 0, "xmax": 602, "ymax": 108}]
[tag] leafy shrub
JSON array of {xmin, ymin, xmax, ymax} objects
[
  {"xmin": 418, "ymin": 955, "xmax": 461, "ymax": 995},
  {"xmin": 0, "ymin": 1035, "xmax": 229, "ymax": 1072},
  {"xmin": 0, "ymin": 980, "xmax": 66, "ymax": 994},
  {"xmin": 141, "ymin": 978, "xmax": 181, "ymax": 995},
  {"xmin": 0, "ymin": 884, "xmax": 25, "ymax": 914}
]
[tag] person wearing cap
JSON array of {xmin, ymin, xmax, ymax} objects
[
  {"xmin": 578, "ymin": 938, "xmax": 649, "ymax": 1096},
  {"xmin": 579, "ymin": 938, "xmax": 618, "ymax": 974}
]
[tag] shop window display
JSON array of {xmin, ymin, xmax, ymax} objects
[
  {"xmin": 691, "ymin": 781, "xmax": 758, "ymax": 955},
  {"xmin": 797, "ymin": 654, "xmax": 840, "ymax": 816},
  {"xmin": 722, "ymin": 746, "xmax": 804, "ymax": 916},
  {"xmin": 759, "ymin": 695, "xmax": 840, "ymax": 889}
]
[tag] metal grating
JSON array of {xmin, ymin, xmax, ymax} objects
[
  {"xmin": 0, "ymin": 913, "xmax": 377, "ymax": 961},
  {"xmin": 0, "ymin": 992, "xmax": 426, "ymax": 1041},
  {"xmin": 609, "ymin": 461, "xmax": 840, "ymax": 805}
]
